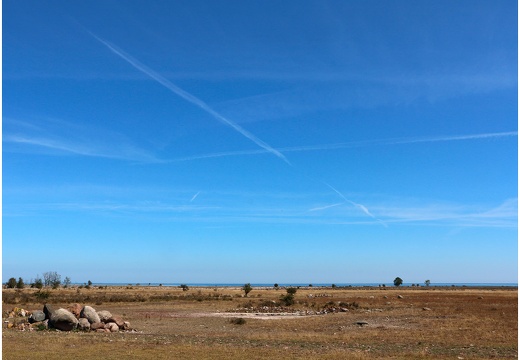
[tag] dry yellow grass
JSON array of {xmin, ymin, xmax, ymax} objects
[{"xmin": 2, "ymin": 286, "xmax": 517, "ymax": 359}]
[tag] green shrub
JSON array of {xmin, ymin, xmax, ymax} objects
[
  {"xmin": 280, "ymin": 294, "xmax": 294, "ymax": 306},
  {"xmin": 34, "ymin": 290, "xmax": 51, "ymax": 301},
  {"xmin": 286, "ymin": 287, "xmax": 297, "ymax": 295}
]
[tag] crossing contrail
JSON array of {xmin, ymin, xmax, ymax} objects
[
  {"xmin": 323, "ymin": 182, "xmax": 387, "ymax": 226},
  {"xmin": 90, "ymin": 33, "xmax": 290, "ymax": 165},
  {"xmin": 90, "ymin": 33, "xmax": 386, "ymax": 223}
]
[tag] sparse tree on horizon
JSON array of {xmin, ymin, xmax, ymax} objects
[
  {"xmin": 425, "ymin": 279, "xmax": 431, "ymax": 287},
  {"xmin": 243, "ymin": 283, "xmax": 253, "ymax": 297},
  {"xmin": 6, "ymin": 277, "xmax": 17, "ymax": 288},
  {"xmin": 16, "ymin": 277, "xmax": 25, "ymax": 289},
  {"xmin": 43, "ymin": 271, "xmax": 61, "ymax": 288},
  {"xmin": 394, "ymin": 277, "xmax": 403, "ymax": 287},
  {"xmin": 32, "ymin": 275, "xmax": 43, "ymax": 289}
]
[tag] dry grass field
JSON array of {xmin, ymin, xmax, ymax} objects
[{"xmin": 2, "ymin": 286, "xmax": 517, "ymax": 359}]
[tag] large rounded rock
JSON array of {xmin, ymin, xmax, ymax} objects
[
  {"xmin": 29, "ymin": 310, "xmax": 46, "ymax": 323},
  {"xmin": 109, "ymin": 315, "xmax": 125, "ymax": 327},
  {"xmin": 43, "ymin": 304, "xmax": 55, "ymax": 320},
  {"xmin": 50, "ymin": 309, "xmax": 79, "ymax": 331},
  {"xmin": 80, "ymin": 306, "xmax": 100, "ymax": 324},
  {"xmin": 97, "ymin": 310, "xmax": 112, "ymax": 323}
]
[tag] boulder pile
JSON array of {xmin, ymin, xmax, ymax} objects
[{"xmin": 4, "ymin": 304, "xmax": 131, "ymax": 332}]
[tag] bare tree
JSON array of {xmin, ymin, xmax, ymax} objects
[{"xmin": 43, "ymin": 271, "xmax": 61, "ymax": 288}]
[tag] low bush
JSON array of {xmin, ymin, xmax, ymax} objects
[{"xmin": 230, "ymin": 317, "xmax": 246, "ymax": 325}]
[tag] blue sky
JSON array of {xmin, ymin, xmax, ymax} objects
[{"xmin": 3, "ymin": 0, "xmax": 517, "ymax": 284}]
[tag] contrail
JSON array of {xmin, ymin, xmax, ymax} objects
[
  {"xmin": 323, "ymin": 182, "xmax": 387, "ymax": 226},
  {"xmin": 89, "ymin": 32, "xmax": 384, "ymax": 223},
  {"xmin": 90, "ymin": 33, "xmax": 290, "ymax": 165},
  {"xmin": 166, "ymin": 131, "xmax": 517, "ymax": 162},
  {"xmin": 190, "ymin": 191, "xmax": 201, "ymax": 202},
  {"xmin": 308, "ymin": 202, "xmax": 344, "ymax": 212}
]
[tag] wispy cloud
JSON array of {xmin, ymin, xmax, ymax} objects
[
  {"xmin": 167, "ymin": 131, "xmax": 517, "ymax": 162},
  {"xmin": 5, "ymin": 194, "xmax": 516, "ymax": 229},
  {"xmin": 90, "ymin": 33, "xmax": 290, "ymax": 165},
  {"xmin": 3, "ymin": 117, "xmax": 160, "ymax": 163},
  {"xmin": 374, "ymin": 198, "xmax": 518, "ymax": 228}
]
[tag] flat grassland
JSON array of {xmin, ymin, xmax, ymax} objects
[{"xmin": 2, "ymin": 286, "xmax": 517, "ymax": 359}]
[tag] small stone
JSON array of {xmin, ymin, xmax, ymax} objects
[
  {"xmin": 397, "ymin": 295, "xmax": 404, "ymax": 299},
  {"xmin": 422, "ymin": 307, "xmax": 431, "ymax": 311},
  {"xmin": 90, "ymin": 322, "xmax": 105, "ymax": 330},
  {"xmin": 356, "ymin": 321, "xmax": 369, "ymax": 326},
  {"xmin": 104, "ymin": 322, "xmax": 119, "ymax": 332}
]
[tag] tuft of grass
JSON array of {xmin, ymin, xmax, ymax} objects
[{"xmin": 230, "ymin": 317, "xmax": 246, "ymax": 325}]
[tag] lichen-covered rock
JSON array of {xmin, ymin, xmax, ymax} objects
[
  {"xmin": 122, "ymin": 321, "xmax": 131, "ymax": 330},
  {"xmin": 78, "ymin": 318, "xmax": 91, "ymax": 331},
  {"xmin": 80, "ymin": 306, "xmax": 100, "ymax": 324},
  {"xmin": 97, "ymin": 310, "xmax": 112, "ymax": 322},
  {"xmin": 28, "ymin": 310, "xmax": 46, "ymax": 323},
  {"xmin": 49, "ymin": 309, "xmax": 78, "ymax": 331}
]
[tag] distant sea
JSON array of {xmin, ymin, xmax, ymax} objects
[{"xmin": 92, "ymin": 282, "xmax": 517, "ymax": 287}]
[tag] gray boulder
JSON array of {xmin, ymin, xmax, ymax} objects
[
  {"xmin": 80, "ymin": 306, "xmax": 100, "ymax": 324},
  {"xmin": 97, "ymin": 310, "xmax": 112, "ymax": 323},
  {"xmin": 29, "ymin": 310, "xmax": 46, "ymax": 323},
  {"xmin": 78, "ymin": 318, "xmax": 91, "ymax": 331},
  {"xmin": 50, "ymin": 309, "xmax": 79, "ymax": 331}
]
